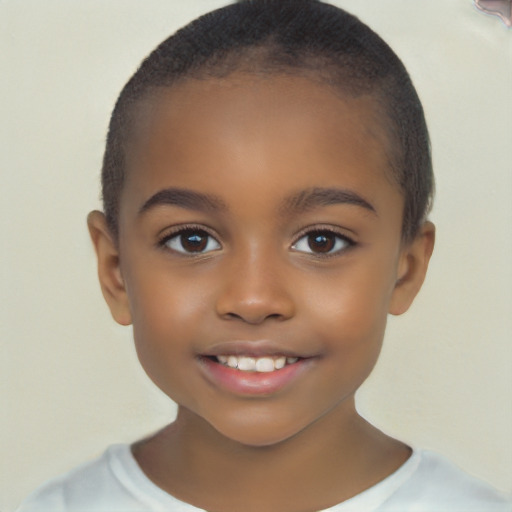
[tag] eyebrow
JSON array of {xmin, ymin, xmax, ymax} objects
[
  {"xmin": 281, "ymin": 187, "xmax": 377, "ymax": 215},
  {"xmin": 138, "ymin": 186, "xmax": 376, "ymax": 218},
  {"xmin": 138, "ymin": 187, "xmax": 227, "ymax": 215}
]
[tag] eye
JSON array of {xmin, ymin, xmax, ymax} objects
[
  {"xmin": 163, "ymin": 228, "xmax": 221, "ymax": 255},
  {"xmin": 292, "ymin": 229, "xmax": 353, "ymax": 256}
]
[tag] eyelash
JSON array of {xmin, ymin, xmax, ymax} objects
[
  {"xmin": 158, "ymin": 225, "xmax": 355, "ymax": 258},
  {"xmin": 158, "ymin": 225, "xmax": 221, "ymax": 256},
  {"xmin": 291, "ymin": 227, "xmax": 355, "ymax": 258}
]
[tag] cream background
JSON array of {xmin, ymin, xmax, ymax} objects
[{"xmin": 1, "ymin": 1, "xmax": 511, "ymax": 510}]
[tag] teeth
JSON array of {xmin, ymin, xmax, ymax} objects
[
  {"xmin": 227, "ymin": 356, "xmax": 238, "ymax": 369},
  {"xmin": 255, "ymin": 357, "xmax": 275, "ymax": 372},
  {"xmin": 274, "ymin": 356, "xmax": 286, "ymax": 370},
  {"xmin": 238, "ymin": 356, "xmax": 256, "ymax": 371},
  {"xmin": 215, "ymin": 355, "xmax": 300, "ymax": 372}
]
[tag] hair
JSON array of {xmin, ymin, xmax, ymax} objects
[{"xmin": 101, "ymin": 0, "xmax": 434, "ymax": 242}]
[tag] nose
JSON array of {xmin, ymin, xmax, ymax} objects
[{"xmin": 215, "ymin": 250, "xmax": 295, "ymax": 325}]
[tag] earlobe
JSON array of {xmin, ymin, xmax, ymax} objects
[
  {"xmin": 389, "ymin": 221, "xmax": 435, "ymax": 316},
  {"xmin": 87, "ymin": 211, "xmax": 132, "ymax": 326}
]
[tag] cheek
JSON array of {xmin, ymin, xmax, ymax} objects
[
  {"xmin": 299, "ymin": 257, "xmax": 397, "ymax": 387},
  {"xmin": 305, "ymin": 280, "xmax": 389, "ymax": 400},
  {"xmin": 125, "ymin": 267, "xmax": 212, "ymax": 377},
  {"xmin": 129, "ymin": 264, "xmax": 211, "ymax": 330},
  {"xmin": 303, "ymin": 262, "xmax": 394, "ymax": 341}
]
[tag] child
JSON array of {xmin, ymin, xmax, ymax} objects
[{"xmin": 17, "ymin": 0, "xmax": 511, "ymax": 511}]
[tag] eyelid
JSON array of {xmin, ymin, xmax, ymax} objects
[
  {"xmin": 291, "ymin": 224, "xmax": 356, "ymax": 242},
  {"xmin": 157, "ymin": 223, "xmax": 222, "ymax": 255},
  {"xmin": 290, "ymin": 225, "xmax": 356, "ymax": 257},
  {"xmin": 156, "ymin": 223, "xmax": 355, "ymax": 257},
  {"xmin": 157, "ymin": 222, "xmax": 218, "ymax": 238}
]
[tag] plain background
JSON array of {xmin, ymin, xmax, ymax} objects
[{"xmin": 1, "ymin": 1, "xmax": 511, "ymax": 510}]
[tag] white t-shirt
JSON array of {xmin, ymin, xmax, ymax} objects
[{"xmin": 17, "ymin": 444, "xmax": 511, "ymax": 512}]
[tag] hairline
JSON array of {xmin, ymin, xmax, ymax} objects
[
  {"xmin": 102, "ymin": 7, "xmax": 433, "ymax": 245},
  {"xmin": 112, "ymin": 68, "xmax": 405, "ymax": 236}
]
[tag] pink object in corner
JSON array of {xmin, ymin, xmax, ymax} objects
[{"xmin": 475, "ymin": 0, "xmax": 512, "ymax": 27}]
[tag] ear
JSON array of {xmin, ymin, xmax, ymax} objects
[
  {"xmin": 87, "ymin": 211, "xmax": 132, "ymax": 326},
  {"xmin": 389, "ymin": 221, "xmax": 435, "ymax": 316}
]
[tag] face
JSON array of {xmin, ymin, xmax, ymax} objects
[{"xmin": 107, "ymin": 74, "xmax": 416, "ymax": 446}]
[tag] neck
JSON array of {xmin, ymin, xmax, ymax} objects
[{"xmin": 132, "ymin": 400, "xmax": 410, "ymax": 512}]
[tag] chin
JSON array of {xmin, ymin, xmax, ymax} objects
[
  {"xmin": 206, "ymin": 409, "xmax": 314, "ymax": 448},
  {"xmin": 217, "ymin": 425, "xmax": 300, "ymax": 448}
]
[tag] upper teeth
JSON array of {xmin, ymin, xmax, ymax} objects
[{"xmin": 216, "ymin": 355, "xmax": 299, "ymax": 372}]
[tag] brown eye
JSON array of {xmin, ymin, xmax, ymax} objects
[
  {"xmin": 307, "ymin": 232, "xmax": 337, "ymax": 253},
  {"xmin": 164, "ymin": 228, "xmax": 221, "ymax": 254},
  {"xmin": 292, "ymin": 230, "xmax": 352, "ymax": 256}
]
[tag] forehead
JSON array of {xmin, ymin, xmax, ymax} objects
[
  {"xmin": 128, "ymin": 73, "xmax": 388, "ymax": 156},
  {"xmin": 122, "ymin": 73, "xmax": 400, "ymax": 222}
]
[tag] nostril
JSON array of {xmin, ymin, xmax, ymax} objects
[
  {"xmin": 215, "ymin": 275, "xmax": 296, "ymax": 324},
  {"xmin": 266, "ymin": 313, "xmax": 285, "ymax": 321},
  {"xmin": 224, "ymin": 312, "xmax": 243, "ymax": 321},
  {"xmin": 221, "ymin": 310, "xmax": 287, "ymax": 325}
]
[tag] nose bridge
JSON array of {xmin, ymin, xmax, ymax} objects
[{"xmin": 215, "ymin": 241, "xmax": 295, "ymax": 324}]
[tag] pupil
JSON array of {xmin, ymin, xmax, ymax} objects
[
  {"xmin": 308, "ymin": 232, "xmax": 335, "ymax": 253},
  {"xmin": 181, "ymin": 231, "xmax": 207, "ymax": 252}
]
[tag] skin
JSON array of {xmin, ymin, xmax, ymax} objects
[{"xmin": 88, "ymin": 74, "xmax": 435, "ymax": 512}]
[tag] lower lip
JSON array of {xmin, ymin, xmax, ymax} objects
[{"xmin": 198, "ymin": 357, "xmax": 311, "ymax": 396}]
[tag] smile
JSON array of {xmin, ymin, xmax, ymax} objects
[
  {"xmin": 215, "ymin": 355, "xmax": 299, "ymax": 372},
  {"xmin": 198, "ymin": 353, "xmax": 311, "ymax": 396}
]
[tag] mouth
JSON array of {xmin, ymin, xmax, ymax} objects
[
  {"xmin": 198, "ymin": 350, "xmax": 312, "ymax": 396},
  {"xmin": 206, "ymin": 354, "xmax": 300, "ymax": 373}
]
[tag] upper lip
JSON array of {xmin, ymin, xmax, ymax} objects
[{"xmin": 200, "ymin": 340, "xmax": 312, "ymax": 359}]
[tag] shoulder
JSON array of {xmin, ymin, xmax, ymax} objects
[
  {"xmin": 15, "ymin": 445, "xmax": 142, "ymax": 512},
  {"xmin": 385, "ymin": 449, "xmax": 512, "ymax": 511},
  {"xmin": 16, "ymin": 444, "xmax": 199, "ymax": 512}
]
